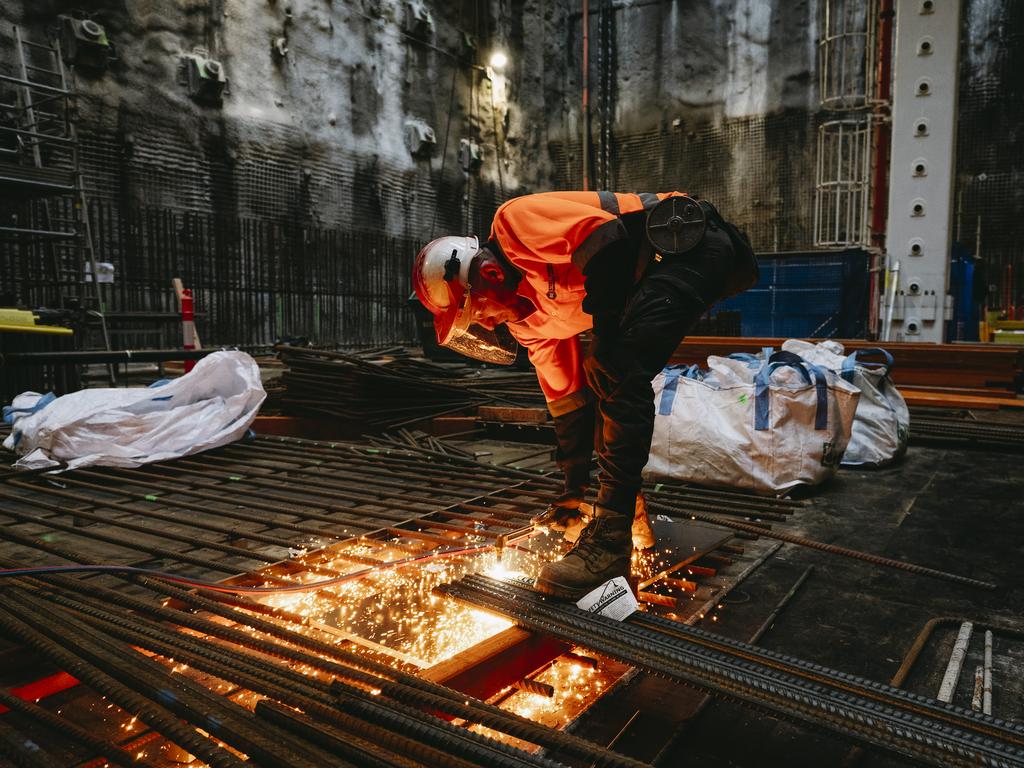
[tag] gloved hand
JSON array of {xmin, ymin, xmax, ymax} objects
[{"xmin": 531, "ymin": 490, "xmax": 586, "ymax": 532}]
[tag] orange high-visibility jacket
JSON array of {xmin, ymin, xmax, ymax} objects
[{"xmin": 490, "ymin": 191, "xmax": 686, "ymax": 417}]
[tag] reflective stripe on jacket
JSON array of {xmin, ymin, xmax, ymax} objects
[{"xmin": 490, "ymin": 191, "xmax": 686, "ymax": 416}]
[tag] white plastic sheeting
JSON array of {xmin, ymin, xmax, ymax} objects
[
  {"xmin": 645, "ymin": 351, "xmax": 860, "ymax": 495},
  {"xmin": 2, "ymin": 351, "xmax": 266, "ymax": 472}
]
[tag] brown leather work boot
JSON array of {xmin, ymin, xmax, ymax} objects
[
  {"xmin": 632, "ymin": 492, "xmax": 656, "ymax": 550},
  {"xmin": 534, "ymin": 509, "xmax": 631, "ymax": 600}
]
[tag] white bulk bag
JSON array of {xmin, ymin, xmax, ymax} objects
[
  {"xmin": 644, "ymin": 352, "xmax": 860, "ymax": 494},
  {"xmin": 2, "ymin": 350, "xmax": 266, "ymax": 472},
  {"xmin": 782, "ymin": 340, "xmax": 909, "ymax": 466}
]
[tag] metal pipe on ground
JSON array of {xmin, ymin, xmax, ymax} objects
[
  {"xmin": 844, "ymin": 616, "xmax": 1024, "ymax": 768},
  {"xmin": 984, "ymin": 630, "xmax": 994, "ymax": 715}
]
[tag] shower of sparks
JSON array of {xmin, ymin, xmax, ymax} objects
[
  {"xmin": 470, "ymin": 649, "xmax": 628, "ymax": 750},
  {"xmin": 70, "ymin": 525, "xmax": 715, "ymax": 753},
  {"xmin": 254, "ymin": 539, "xmax": 553, "ymax": 666}
]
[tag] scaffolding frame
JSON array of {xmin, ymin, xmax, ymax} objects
[
  {"xmin": 814, "ymin": 116, "xmax": 873, "ymax": 248},
  {"xmin": 818, "ymin": 0, "xmax": 880, "ymax": 111},
  {"xmin": 814, "ymin": 0, "xmax": 886, "ymax": 250},
  {"xmin": 0, "ymin": 26, "xmax": 105, "ymax": 314}
]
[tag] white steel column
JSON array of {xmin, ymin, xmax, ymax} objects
[{"xmin": 882, "ymin": 0, "xmax": 961, "ymax": 342}]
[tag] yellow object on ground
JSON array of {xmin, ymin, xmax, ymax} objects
[
  {"xmin": 992, "ymin": 330, "xmax": 1024, "ymax": 345},
  {"xmin": 0, "ymin": 308, "xmax": 73, "ymax": 335}
]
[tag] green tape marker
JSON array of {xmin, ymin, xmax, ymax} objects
[
  {"xmin": 229, "ymin": 475, "xmax": 242, "ymax": 481},
  {"xmin": 144, "ymin": 494, "xmax": 159, "ymax": 502},
  {"xmin": 366, "ymin": 448, "xmax": 379, "ymax": 454},
  {"xmin": 655, "ymin": 483, "xmax": 663, "ymax": 492}
]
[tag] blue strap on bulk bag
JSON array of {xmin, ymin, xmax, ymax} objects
[
  {"xmin": 658, "ymin": 366, "xmax": 686, "ymax": 415},
  {"xmin": 682, "ymin": 364, "xmax": 706, "ymax": 380},
  {"xmin": 727, "ymin": 352, "xmax": 762, "ymax": 370},
  {"xmin": 3, "ymin": 392, "xmax": 56, "ymax": 425},
  {"xmin": 841, "ymin": 347, "xmax": 894, "ymax": 383},
  {"xmin": 754, "ymin": 351, "xmax": 828, "ymax": 431}
]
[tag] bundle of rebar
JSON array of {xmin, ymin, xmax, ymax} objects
[
  {"xmin": 0, "ymin": 568, "xmax": 653, "ymax": 768},
  {"xmin": 0, "ymin": 429, "xmax": 993, "ymax": 597},
  {"xmin": 909, "ymin": 409, "xmax": 1024, "ymax": 452},
  {"xmin": 0, "ymin": 430, "xmax": 1004, "ymax": 764},
  {"xmin": 438, "ymin": 575, "xmax": 1024, "ymax": 768},
  {"xmin": 276, "ymin": 346, "xmax": 544, "ymax": 430}
]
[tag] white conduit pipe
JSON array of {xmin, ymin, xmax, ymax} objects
[
  {"xmin": 983, "ymin": 630, "xmax": 993, "ymax": 715},
  {"xmin": 937, "ymin": 621, "xmax": 973, "ymax": 703}
]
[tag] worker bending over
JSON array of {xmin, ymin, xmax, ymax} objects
[{"xmin": 413, "ymin": 191, "xmax": 758, "ymax": 598}]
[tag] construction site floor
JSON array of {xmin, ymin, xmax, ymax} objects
[
  {"xmin": 561, "ymin": 440, "xmax": 1024, "ymax": 767},
  {"xmin": 0, "ymin": 426, "xmax": 1021, "ymax": 767}
]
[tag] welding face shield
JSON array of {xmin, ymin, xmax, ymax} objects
[
  {"xmin": 414, "ymin": 235, "xmax": 522, "ymax": 366},
  {"xmin": 436, "ymin": 289, "xmax": 521, "ymax": 366}
]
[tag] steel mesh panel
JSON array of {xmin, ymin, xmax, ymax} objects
[
  {"xmin": 549, "ymin": 110, "xmax": 819, "ymax": 253},
  {"xmin": 953, "ymin": 7, "xmax": 1024, "ymax": 312},
  {"xmin": 48, "ymin": 111, "xmax": 507, "ymax": 348}
]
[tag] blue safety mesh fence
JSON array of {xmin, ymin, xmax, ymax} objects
[{"xmin": 712, "ymin": 249, "xmax": 870, "ymax": 338}]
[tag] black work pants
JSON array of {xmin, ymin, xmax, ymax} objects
[{"xmin": 583, "ymin": 231, "xmax": 728, "ymax": 518}]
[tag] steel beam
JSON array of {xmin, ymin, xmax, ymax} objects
[{"xmin": 883, "ymin": 0, "xmax": 961, "ymax": 341}]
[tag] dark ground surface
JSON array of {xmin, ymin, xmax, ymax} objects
[
  {"xmin": 566, "ymin": 442, "xmax": 1024, "ymax": 767},
  {"xmin": 0, "ymin": 427, "xmax": 1020, "ymax": 766}
]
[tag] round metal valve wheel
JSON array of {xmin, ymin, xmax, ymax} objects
[
  {"xmin": 645, "ymin": 195, "xmax": 706, "ymax": 256},
  {"xmin": 81, "ymin": 19, "xmax": 104, "ymax": 39}
]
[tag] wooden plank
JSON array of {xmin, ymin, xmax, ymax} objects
[
  {"xmin": 898, "ymin": 385, "xmax": 1018, "ymax": 397},
  {"xmin": 252, "ymin": 415, "xmax": 347, "ymax": 439},
  {"xmin": 902, "ymin": 391, "xmax": 1024, "ymax": 410},
  {"xmin": 429, "ymin": 415, "xmax": 479, "ymax": 436},
  {"xmin": 477, "ymin": 406, "xmax": 549, "ymax": 424}
]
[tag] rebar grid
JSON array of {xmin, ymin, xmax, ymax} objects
[{"xmin": 439, "ymin": 575, "xmax": 1024, "ymax": 768}]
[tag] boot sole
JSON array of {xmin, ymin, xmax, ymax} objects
[
  {"xmin": 532, "ymin": 575, "xmax": 595, "ymax": 601},
  {"xmin": 533, "ymin": 568, "xmax": 632, "ymax": 601}
]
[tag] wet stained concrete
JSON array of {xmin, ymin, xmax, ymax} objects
[{"xmin": 563, "ymin": 441, "xmax": 1024, "ymax": 767}]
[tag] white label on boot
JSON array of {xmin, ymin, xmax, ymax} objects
[{"xmin": 576, "ymin": 576, "xmax": 638, "ymax": 621}]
